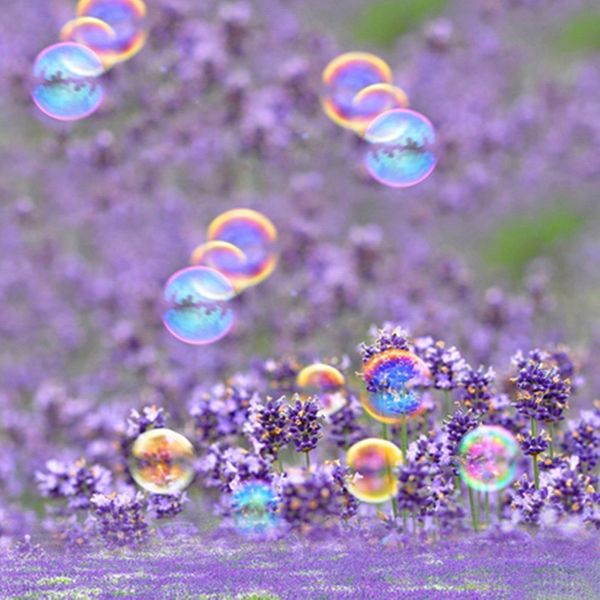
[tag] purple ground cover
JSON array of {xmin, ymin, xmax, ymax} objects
[{"xmin": 1, "ymin": 0, "xmax": 600, "ymax": 597}]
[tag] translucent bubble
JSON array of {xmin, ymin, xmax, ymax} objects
[
  {"xmin": 77, "ymin": 0, "xmax": 147, "ymax": 66},
  {"xmin": 129, "ymin": 428, "xmax": 196, "ymax": 494},
  {"xmin": 364, "ymin": 109, "xmax": 437, "ymax": 188},
  {"xmin": 162, "ymin": 266, "xmax": 235, "ymax": 345},
  {"xmin": 361, "ymin": 349, "xmax": 430, "ymax": 423},
  {"xmin": 60, "ymin": 17, "xmax": 121, "ymax": 69},
  {"xmin": 31, "ymin": 42, "xmax": 105, "ymax": 121},
  {"xmin": 190, "ymin": 241, "xmax": 249, "ymax": 294},
  {"xmin": 351, "ymin": 83, "xmax": 410, "ymax": 136},
  {"xmin": 231, "ymin": 482, "xmax": 280, "ymax": 537},
  {"xmin": 207, "ymin": 209, "xmax": 278, "ymax": 289},
  {"xmin": 321, "ymin": 52, "xmax": 392, "ymax": 132},
  {"xmin": 458, "ymin": 425, "xmax": 519, "ymax": 492},
  {"xmin": 346, "ymin": 438, "xmax": 403, "ymax": 503},
  {"xmin": 297, "ymin": 363, "xmax": 347, "ymax": 416}
]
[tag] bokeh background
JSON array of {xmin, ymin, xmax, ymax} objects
[{"xmin": 1, "ymin": 0, "xmax": 600, "ymax": 531}]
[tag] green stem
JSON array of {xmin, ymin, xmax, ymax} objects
[
  {"xmin": 276, "ymin": 458, "xmax": 284, "ymax": 474},
  {"xmin": 468, "ymin": 486, "xmax": 479, "ymax": 532},
  {"xmin": 443, "ymin": 389, "xmax": 452, "ymax": 419},
  {"xmin": 381, "ymin": 423, "xmax": 399, "ymax": 520},
  {"xmin": 548, "ymin": 422, "xmax": 555, "ymax": 459},
  {"xmin": 401, "ymin": 417, "xmax": 408, "ymax": 459},
  {"xmin": 305, "ymin": 451, "xmax": 311, "ymax": 469},
  {"xmin": 497, "ymin": 492, "xmax": 503, "ymax": 522},
  {"xmin": 484, "ymin": 492, "xmax": 490, "ymax": 526},
  {"xmin": 531, "ymin": 419, "xmax": 540, "ymax": 489}
]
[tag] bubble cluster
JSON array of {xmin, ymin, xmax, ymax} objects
[
  {"xmin": 321, "ymin": 52, "xmax": 393, "ymax": 132},
  {"xmin": 364, "ymin": 109, "xmax": 438, "ymax": 188},
  {"xmin": 129, "ymin": 428, "xmax": 196, "ymax": 495},
  {"xmin": 207, "ymin": 209, "xmax": 278, "ymax": 290},
  {"xmin": 231, "ymin": 482, "xmax": 280, "ymax": 537},
  {"xmin": 361, "ymin": 349, "xmax": 430, "ymax": 423},
  {"xmin": 458, "ymin": 425, "xmax": 519, "ymax": 492},
  {"xmin": 76, "ymin": 0, "xmax": 147, "ymax": 67},
  {"xmin": 346, "ymin": 438, "xmax": 403, "ymax": 503},
  {"xmin": 31, "ymin": 42, "xmax": 105, "ymax": 121},
  {"xmin": 297, "ymin": 363, "xmax": 347, "ymax": 416},
  {"xmin": 162, "ymin": 266, "xmax": 236, "ymax": 345}
]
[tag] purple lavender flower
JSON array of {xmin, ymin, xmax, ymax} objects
[
  {"xmin": 287, "ymin": 394, "xmax": 323, "ymax": 456},
  {"xmin": 147, "ymin": 492, "xmax": 189, "ymax": 520},
  {"xmin": 244, "ymin": 395, "xmax": 291, "ymax": 460},
  {"xmin": 327, "ymin": 393, "xmax": 367, "ymax": 450},
  {"xmin": 414, "ymin": 337, "xmax": 468, "ymax": 390},
  {"xmin": 458, "ymin": 365, "xmax": 495, "ymax": 415}
]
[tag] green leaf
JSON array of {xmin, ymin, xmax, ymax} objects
[{"xmin": 555, "ymin": 8, "xmax": 600, "ymax": 54}]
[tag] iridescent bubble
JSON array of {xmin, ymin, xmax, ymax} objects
[
  {"xmin": 297, "ymin": 363, "xmax": 347, "ymax": 416},
  {"xmin": 60, "ymin": 17, "xmax": 119, "ymax": 69},
  {"xmin": 129, "ymin": 428, "xmax": 196, "ymax": 495},
  {"xmin": 458, "ymin": 425, "xmax": 519, "ymax": 492},
  {"xmin": 321, "ymin": 52, "xmax": 392, "ymax": 132},
  {"xmin": 207, "ymin": 209, "xmax": 278, "ymax": 289},
  {"xmin": 351, "ymin": 83, "xmax": 410, "ymax": 135},
  {"xmin": 77, "ymin": 0, "xmax": 147, "ymax": 66},
  {"xmin": 364, "ymin": 109, "xmax": 437, "ymax": 188},
  {"xmin": 190, "ymin": 241, "xmax": 249, "ymax": 294},
  {"xmin": 231, "ymin": 482, "xmax": 280, "ymax": 537},
  {"xmin": 346, "ymin": 438, "xmax": 403, "ymax": 503},
  {"xmin": 162, "ymin": 266, "xmax": 235, "ymax": 345},
  {"xmin": 361, "ymin": 349, "xmax": 430, "ymax": 423},
  {"xmin": 31, "ymin": 42, "xmax": 105, "ymax": 121}
]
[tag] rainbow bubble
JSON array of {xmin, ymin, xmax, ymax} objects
[
  {"xmin": 77, "ymin": 0, "xmax": 147, "ymax": 66},
  {"xmin": 321, "ymin": 52, "xmax": 392, "ymax": 132},
  {"xmin": 129, "ymin": 428, "xmax": 196, "ymax": 494},
  {"xmin": 458, "ymin": 425, "xmax": 519, "ymax": 492},
  {"xmin": 31, "ymin": 42, "xmax": 105, "ymax": 121},
  {"xmin": 190, "ymin": 241, "xmax": 249, "ymax": 294},
  {"xmin": 364, "ymin": 109, "xmax": 437, "ymax": 188},
  {"xmin": 297, "ymin": 364, "xmax": 347, "ymax": 416},
  {"xmin": 231, "ymin": 482, "xmax": 280, "ymax": 537},
  {"xmin": 162, "ymin": 266, "xmax": 235, "ymax": 345},
  {"xmin": 346, "ymin": 438, "xmax": 403, "ymax": 503},
  {"xmin": 207, "ymin": 209, "xmax": 278, "ymax": 290},
  {"xmin": 351, "ymin": 83, "xmax": 410, "ymax": 135},
  {"xmin": 60, "ymin": 17, "xmax": 120, "ymax": 69}
]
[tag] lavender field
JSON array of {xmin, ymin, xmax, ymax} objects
[{"xmin": 1, "ymin": 0, "xmax": 600, "ymax": 598}]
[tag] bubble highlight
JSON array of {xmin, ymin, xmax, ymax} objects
[
  {"xmin": 364, "ymin": 109, "xmax": 437, "ymax": 188},
  {"xmin": 346, "ymin": 438, "xmax": 403, "ymax": 503},
  {"xmin": 129, "ymin": 428, "xmax": 196, "ymax": 495},
  {"xmin": 31, "ymin": 42, "xmax": 105, "ymax": 121},
  {"xmin": 190, "ymin": 241, "xmax": 249, "ymax": 294},
  {"xmin": 351, "ymin": 83, "xmax": 410, "ymax": 135},
  {"xmin": 458, "ymin": 425, "xmax": 519, "ymax": 492},
  {"xmin": 231, "ymin": 482, "xmax": 280, "ymax": 537},
  {"xmin": 296, "ymin": 364, "xmax": 346, "ymax": 393}
]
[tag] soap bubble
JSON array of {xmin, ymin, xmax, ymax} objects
[
  {"xmin": 190, "ymin": 241, "xmax": 249, "ymax": 294},
  {"xmin": 129, "ymin": 428, "xmax": 196, "ymax": 494},
  {"xmin": 361, "ymin": 349, "xmax": 430, "ymax": 423},
  {"xmin": 231, "ymin": 482, "xmax": 280, "ymax": 537},
  {"xmin": 364, "ymin": 109, "xmax": 437, "ymax": 188},
  {"xmin": 207, "ymin": 209, "xmax": 278, "ymax": 289},
  {"xmin": 31, "ymin": 42, "xmax": 105, "ymax": 121},
  {"xmin": 162, "ymin": 266, "xmax": 235, "ymax": 345},
  {"xmin": 297, "ymin": 363, "xmax": 347, "ymax": 416},
  {"xmin": 321, "ymin": 52, "xmax": 392, "ymax": 132},
  {"xmin": 346, "ymin": 438, "xmax": 403, "ymax": 503},
  {"xmin": 458, "ymin": 425, "xmax": 519, "ymax": 492},
  {"xmin": 351, "ymin": 83, "xmax": 410, "ymax": 136},
  {"xmin": 76, "ymin": 0, "xmax": 147, "ymax": 66},
  {"xmin": 60, "ymin": 17, "xmax": 121, "ymax": 69}
]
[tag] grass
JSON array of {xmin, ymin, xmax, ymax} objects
[{"xmin": 554, "ymin": 7, "xmax": 600, "ymax": 54}]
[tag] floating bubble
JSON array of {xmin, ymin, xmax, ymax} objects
[
  {"xmin": 231, "ymin": 482, "xmax": 280, "ymax": 537},
  {"xmin": 364, "ymin": 109, "xmax": 437, "ymax": 188},
  {"xmin": 321, "ymin": 52, "xmax": 392, "ymax": 132},
  {"xmin": 162, "ymin": 266, "xmax": 235, "ymax": 345},
  {"xmin": 297, "ymin": 363, "xmax": 347, "ymax": 416},
  {"xmin": 190, "ymin": 241, "xmax": 249, "ymax": 294},
  {"xmin": 60, "ymin": 17, "xmax": 120, "ymax": 69},
  {"xmin": 361, "ymin": 350, "xmax": 430, "ymax": 423},
  {"xmin": 77, "ymin": 0, "xmax": 147, "ymax": 66},
  {"xmin": 346, "ymin": 438, "xmax": 403, "ymax": 503},
  {"xmin": 207, "ymin": 209, "xmax": 278, "ymax": 289},
  {"xmin": 129, "ymin": 428, "xmax": 196, "ymax": 494},
  {"xmin": 351, "ymin": 83, "xmax": 410, "ymax": 135},
  {"xmin": 458, "ymin": 425, "xmax": 519, "ymax": 492},
  {"xmin": 31, "ymin": 42, "xmax": 105, "ymax": 121}
]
